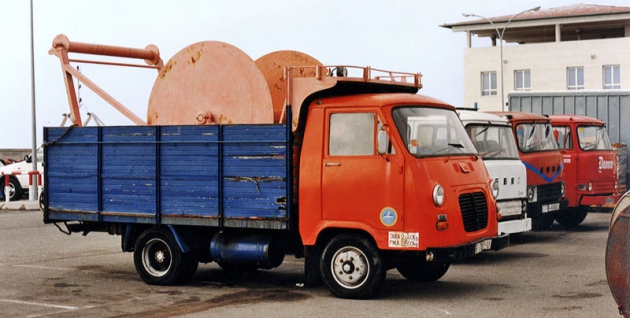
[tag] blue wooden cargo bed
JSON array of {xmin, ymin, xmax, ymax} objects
[{"xmin": 43, "ymin": 124, "xmax": 292, "ymax": 230}]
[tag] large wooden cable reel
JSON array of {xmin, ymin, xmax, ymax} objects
[
  {"xmin": 606, "ymin": 191, "xmax": 630, "ymax": 317},
  {"xmin": 255, "ymin": 51, "xmax": 323, "ymax": 124},
  {"xmin": 147, "ymin": 41, "xmax": 274, "ymax": 125}
]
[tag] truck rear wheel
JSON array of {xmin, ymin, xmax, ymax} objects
[
  {"xmin": 133, "ymin": 228, "xmax": 198, "ymax": 285},
  {"xmin": 397, "ymin": 260, "xmax": 450, "ymax": 281},
  {"xmin": 320, "ymin": 234, "xmax": 385, "ymax": 299},
  {"xmin": 555, "ymin": 207, "xmax": 588, "ymax": 228}
]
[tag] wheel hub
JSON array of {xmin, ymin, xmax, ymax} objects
[
  {"xmin": 331, "ymin": 248, "xmax": 369, "ymax": 289},
  {"xmin": 155, "ymin": 250, "xmax": 165, "ymax": 263}
]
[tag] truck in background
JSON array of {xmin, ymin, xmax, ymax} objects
[
  {"xmin": 489, "ymin": 111, "xmax": 568, "ymax": 230},
  {"xmin": 549, "ymin": 114, "xmax": 621, "ymax": 227},
  {"xmin": 43, "ymin": 36, "xmax": 507, "ymax": 299},
  {"xmin": 458, "ymin": 110, "xmax": 531, "ymax": 235}
]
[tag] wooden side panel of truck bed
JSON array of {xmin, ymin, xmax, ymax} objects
[{"xmin": 43, "ymin": 124, "xmax": 291, "ymax": 230}]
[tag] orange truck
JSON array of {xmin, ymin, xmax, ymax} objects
[
  {"xmin": 43, "ymin": 36, "xmax": 507, "ymax": 299},
  {"xmin": 489, "ymin": 112, "xmax": 569, "ymax": 230},
  {"xmin": 549, "ymin": 114, "xmax": 621, "ymax": 227}
]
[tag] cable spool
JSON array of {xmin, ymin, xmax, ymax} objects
[
  {"xmin": 147, "ymin": 41, "xmax": 273, "ymax": 125},
  {"xmin": 255, "ymin": 50, "xmax": 323, "ymax": 123}
]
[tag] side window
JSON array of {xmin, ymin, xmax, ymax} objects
[{"xmin": 329, "ymin": 113, "xmax": 375, "ymax": 156}]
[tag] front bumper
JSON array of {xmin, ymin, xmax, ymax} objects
[
  {"xmin": 424, "ymin": 234, "xmax": 510, "ymax": 262},
  {"xmin": 529, "ymin": 198, "xmax": 569, "ymax": 218},
  {"xmin": 499, "ymin": 218, "xmax": 532, "ymax": 235},
  {"xmin": 580, "ymin": 192, "xmax": 622, "ymax": 209}
]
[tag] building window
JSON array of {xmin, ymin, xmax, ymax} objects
[
  {"xmin": 603, "ymin": 65, "xmax": 621, "ymax": 89},
  {"xmin": 515, "ymin": 70, "xmax": 531, "ymax": 91},
  {"xmin": 567, "ymin": 67, "xmax": 584, "ymax": 90},
  {"xmin": 481, "ymin": 72, "xmax": 497, "ymax": 96}
]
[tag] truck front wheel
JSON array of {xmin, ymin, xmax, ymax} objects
[
  {"xmin": 133, "ymin": 228, "xmax": 198, "ymax": 285},
  {"xmin": 320, "ymin": 234, "xmax": 385, "ymax": 299},
  {"xmin": 554, "ymin": 207, "xmax": 588, "ymax": 228},
  {"xmin": 397, "ymin": 260, "xmax": 450, "ymax": 281}
]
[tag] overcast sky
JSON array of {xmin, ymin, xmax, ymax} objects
[{"xmin": 1, "ymin": 0, "xmax": 627, "ymax": 149}]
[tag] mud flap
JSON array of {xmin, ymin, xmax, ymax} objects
[{"xmin": 303, "ymin": 245, "xmax": 323, "ymax": 287}]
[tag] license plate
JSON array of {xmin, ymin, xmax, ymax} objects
[
  {"xmin": 606, "ymin": 197, "xmax": 615, "ymax": 205},
  {"xmin": 542, "ymin": 203, "xmax": 560, "ymax": 213},
  {"xmin": 475, "ymin": 239, "xmax": 492, "ymax": 254}
]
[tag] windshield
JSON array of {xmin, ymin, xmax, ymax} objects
[
  {"xmin": 515, "ymin": 122, "xmax": 558, "ymax": 153},
  {"xmin": 578, "ymin": 125, "xmax": 612, "ymax": 151},
  {"xmin": 465, "ymin": 125, "xmax": 520, "ymax": 159},
  {"xmin": 392, "ymin": 106, "xmax": 476, "ymax": 157}
]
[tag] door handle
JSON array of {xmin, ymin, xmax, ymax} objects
[{"xmin": 325, "ymin": 162, "xmax": 341, "ymax": 166}]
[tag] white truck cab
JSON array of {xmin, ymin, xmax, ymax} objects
[{"xmin": 458, "ymin": 110, "xmax": 531, "ymax": 235}]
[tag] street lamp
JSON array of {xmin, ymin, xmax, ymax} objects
[{"xmin": 463, "ymin": 6, "xmax": 541, "ymax": 111}]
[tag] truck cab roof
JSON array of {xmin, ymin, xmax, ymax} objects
[
  {"xmin": 457, "ymin": 109, "xmax": 510, "ymax": 126},
  {"xmin": 312, "ymin": 92, "xmax": 454, "ymax": 110},
  {"xmin": 487, "ymin": 111, "xmax": 551, "ymax": 123},
  {"xmin": 548, "ymin": 114, "xmax": 605, "ymax": 126}
]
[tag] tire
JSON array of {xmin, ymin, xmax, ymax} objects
[
  {"xmin": 532, "ymin": 213, "xmax": 555, "ymax": 231},
  {"xmin": 0, "ymin": 177, "xmax": 23, "ymax": 201},
  {"xmin": 39, "ymin": 190, "xmax": 45, "ymax": 211},
  {"xmin": 320, "ymin": 234, "xmax": 385, "ymax": 299},
  {"xmin": 555, "ymin": 207, "xmax": 588, "ymax": 228},
  {"xmin": 133, "ymin": 228, "xmax": 198, "ymax": 285},
  {"xmin": 397, "ymin": 260, "xmax": 450, "ymax": 282}
]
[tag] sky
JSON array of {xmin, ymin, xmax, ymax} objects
[{"xmin": 1, "ymin": 0, "xmax": 628, "ymax": 149}]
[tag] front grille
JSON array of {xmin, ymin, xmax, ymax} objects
[
  {"xmin": 537, "ymin": 182, "xmax": 562, "ymax": 203},
  {"xmin": 459, "ymin": 192, "xmax": 488, "ymax": 232},
  {"xmin": 593, "ymin": 180, "xmax": 616, "ymax": 193}
]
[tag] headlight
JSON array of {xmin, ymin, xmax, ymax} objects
[
  {"xmin": 588, "ymin": 182, "xmax": 593, "ymax": 192},
  {"xmin": 433, "ymin": 184, "xmax": 445, "ymax": 207},
  {"xmin": 527, "ymin": 186, "xmax": 537, "ymax": 203},
  {"xmin": 491, "ymin": 179, "xmax": 500, "ymax": 199},
  {"xmin": 561, "ymin": 182, "xmax": 565, "ymax": 197}
]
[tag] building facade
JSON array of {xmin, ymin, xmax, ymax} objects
[{"xmin": 442, "ymin": 4, "xmax": 630, "ymax": 111}]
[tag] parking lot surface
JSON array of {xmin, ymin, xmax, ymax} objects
[{"xmin": 0, "ymin": 208, "xmax": 620, "ymax": 317}]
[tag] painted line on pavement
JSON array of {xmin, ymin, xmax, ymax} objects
[{"xmin": 0, "ymin": 298, "xmax": 78, "ymax": 310}]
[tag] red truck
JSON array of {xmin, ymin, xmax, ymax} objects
[
  {"xmin": 489, "ymin": 112, "xmax": 569, "ymax": 230},
  {"xmin": 44, "ymin": 36, "xmax": 507, "ymax": 299},
  {"xmin": 549, "ymin": 114, "xmax": 621, "ymax": 227}
]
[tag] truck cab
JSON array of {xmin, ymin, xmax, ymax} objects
[
  {"xmin": 489, "ymin": 111, "xmax": 568, "ymax": 230},
  {"xmin": 549, "ymin": 114, "xmax": 621, "ymax": 227},
  {"xmin": 297, "ymin": 91, "xmax": 507, "ymax": 297},
  {"xmin": 458, "ymin": 110, "xmax": 531, "ymax": 235}
]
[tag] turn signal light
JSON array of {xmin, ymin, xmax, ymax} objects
[{"xmin": 436, "ymin": 214, "xmax": 449, "ymax": 230}]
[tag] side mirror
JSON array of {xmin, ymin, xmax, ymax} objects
[{"xmin": 377, "ymin": 128, "xmax": 390, "ymax": 155}]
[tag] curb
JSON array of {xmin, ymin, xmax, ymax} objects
[{"xmin": 0, "ymin": 200, "xmax": 40, "ymax": 211}]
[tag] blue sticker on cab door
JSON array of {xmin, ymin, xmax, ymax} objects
[{"xmin": 380, "ymin": 207, "xmax": 397, "ymax": 227}]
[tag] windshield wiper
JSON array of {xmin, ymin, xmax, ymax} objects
[{"xmin": 475, "ymin": 126, "xmax": 489, "ymax": 136}]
